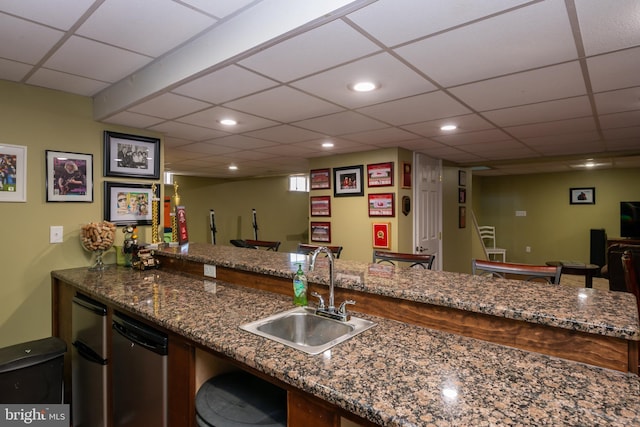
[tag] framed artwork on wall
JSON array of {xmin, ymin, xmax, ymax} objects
[
  {"xmin": 310, "ymin": 168, "xmax": 331, "ymax": 190},
  {"xmin": 0, "ymin": 143, "xmax": 27, "ymax": 202},
  {"xmin": 367, "ymin": 162, "xmax": 393, "ymax": 187},
  {"xmin": 46, "ymin": 150, "xmax": 93, "ymax": 202},
  {"xmin": 569, "ymin": 187, "xmax": 595, "ymax": 205},
  {"xmin": 459, "ymin": 206, "xmax": 466, "ymax": 228},
  {"xmin": 401, "ymin": 162, "xmax": 412, "ymax": 188},
  {"xmin": 104, "ymin": 131, "xmax": 160, "ymax": 179},
  {"xmin": 334, "ymin": 165, "xmax": 363, "ymax": 197},
  {"xmin": 368, "ymin": 193, "xmax": 395, "ymax": 217},
  {"xmin": 310, "ymin": 221, "xmax": 331, "ymax": 242},
  {"xmin": 372, "ymin": 222, "xmax": 391, "ymax": 249},
  {"xmin": 458, "ymin": 188, "xmax": 466, "ymax": 204},
  {"xmin": 310, "ymin": 196, "xmax": 331, "ymax": 217},
  {"xmin": 458, "ymin": 170, "xmax": 467, "ymax": 187},
  {"xmin": 104, "ymin": 181, "xmax": 159, "ymax": 225}
]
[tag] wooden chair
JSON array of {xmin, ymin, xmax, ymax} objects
[
  {"xmin": 373, "ymin": 250, "xmax": 435, "ymax": 269},
  {"xmin": 479, "ymin": 226, "xmax": 507, "ymax": 262},
  {"xmin": 472, "ymin": 259, "xmax": 562, "ymax": 284},
  {"xmin": 244, "ymin": 239, "xmax": 281, "ymax": 251},
  {"xmin": 296, "ymin": 243, "xmax": 343, "ymax": 259}
]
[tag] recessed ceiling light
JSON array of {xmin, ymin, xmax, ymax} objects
[
  {"xmin": 322, "ymin": 141, "xmax": 334, "ymax": 148},
  {"xmin": 350, "ymin": 81, "xmax": 377, "ymax": 92},
  {"xmin": 440, "ymin": 124, "xmax": 457, "ymax": 131},
  {"xmin": 219, "ymin": 119, "xmax": 237, "ymax": 126},
  {"xmin": 228, "ymin": 165, "xmax": 238, "ymax": 171}
]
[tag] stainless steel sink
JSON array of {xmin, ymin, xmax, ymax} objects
[{"xmin": 240, "ymin": 306, "xmax": 376, "ymax": 355}]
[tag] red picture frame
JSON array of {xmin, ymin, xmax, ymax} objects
[
  {"xmin": 372, "ymin": 222, "xmax": 391, "ymax": 249},
  {"xmin": 367, "ymin": 162, "xmax": 393, "ymax": 187},
  {"xmin": 310, "ymin": 168, "xmax": 331, "ymax": 190},
  {"xmin": 310, "ymin": 196, "xmax": 331, "ymax": 216},
  {"xmin": 368, "ymin": 193, "xmax": 395, "ymax": 217},
  {"xmin": 310, "ymin": 221, "xmax": 331, "ymax": 242}
]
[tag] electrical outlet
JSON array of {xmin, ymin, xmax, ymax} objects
[
  {"xmin": 515, "ymin": 211, "xmax": 527, "ymax": 217},
  {"xmin": 50, "ymin": 226, "xmax": 63, "ymax": 243},
  {"xmin": 525, "ymin": 246, "xmax": 531, "ymax": 253},
  {"xmin": 204, "ymin": 264, "xmax": 216, "ymax": 278}
]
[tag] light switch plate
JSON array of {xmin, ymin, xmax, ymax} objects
[
  {"xmin": 204, "ymin": 264, "xmax": 216, "ymax": 278},
  {"xmin": 50, "ymin": 226, "xmax": 63, "ymax": 243}
]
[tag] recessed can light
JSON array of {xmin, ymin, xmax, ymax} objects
[
  {"xmin": 322, "ymin": 141, "xmax": 334, "ymax": 148},
  {"xmin": 219, "ymin": 119, "xmax": 237, "ymax": 126},
  {"xmin": 228, "ymin": 165, "xmax": 238, "ymax": 170},
  {"xmin": 440, "ymin": 124, "xmax": 457, "ymax": 131},
  {"xmin": 350, "ymin": 81, "xmax": 377, "ymax": 92}
]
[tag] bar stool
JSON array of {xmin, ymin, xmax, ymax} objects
[{"xmin": 196, "ymin": 370, "xmax": 286, "ymax": 427}]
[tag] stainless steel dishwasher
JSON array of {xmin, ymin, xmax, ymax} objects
[
  {"xmin": 112, "ymin": 311, "xmax": 168, "ymax": 427},
  {"xmin": 72, "ymin": 293, "xmax": 108, "ymax": 427}
]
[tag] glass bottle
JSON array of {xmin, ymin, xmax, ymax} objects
[{"xmin": 292, "ymin": 264, "xmax": 308, "ymax": 306}]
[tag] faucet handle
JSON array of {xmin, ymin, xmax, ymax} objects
[
  {"xmin": 338, "ymin": 299, "xmax": 355, "ymax": 315},
  {"xmin": 311, "ymin": 291, "xmax": 326, "ymax": 309}
]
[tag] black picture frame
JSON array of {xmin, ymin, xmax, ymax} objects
[
  {"xmin": 569, "ymin": 187, "xmax": 595, "ymax": 205},
  {"xmin": 45, "ymin": 150, "xmax": 93, "ymax": 202},
  {"xmin": 334, "ymin": 165, "xmax": 364, "ymax": 197},
  {"xmin": 104, "ymin": 181, "xmax": 159, "ymax": 225},
  {"xmin": 458, "ymin": 170, "xmax": 467, "ymax": 187},
  {"xmin": 103, "ymin": 131, "xmax": 160, "ymax": 179}
]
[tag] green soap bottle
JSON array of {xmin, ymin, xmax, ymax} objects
[{"xmin": 293, "ymin": 264, "xmax": 308, "ymax": 306}]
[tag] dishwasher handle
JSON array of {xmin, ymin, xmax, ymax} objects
[
  {"xmin": 72, "ymin": 340, "xmax": 107, "ymax": 365},
  {"xmin": 112, "ymin": 314, "xmax": 168, "ymax": 356}
]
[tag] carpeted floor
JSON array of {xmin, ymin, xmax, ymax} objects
[{"xmin": 560, "ymin": 274, "xmax": 609, "ymax": 291}]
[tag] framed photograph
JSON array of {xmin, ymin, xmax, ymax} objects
[
  {"xmin": 310, "ymin": 196, "xmax": 331, "ymax": 217},
  {"xmin": 458, "ymin": 170, "xmax": 467, "ymax": 187},
  {"xmin": 459, "ymin": 206, "xmax": 466, "ymax": 228},
  {"xmin": 368, "ymin": 193, "xmax": 395, "ymax": 217},
  {"xmin": 458, "ymin": 187, "xmax": 466, "ymax": 204},
  {"xmin": 372, "ymin": 222, "xmax": 391, "ymax": 249},
  {"xmin": 402, "ymin": 162, "xmax": 412, "ymax": 189},
  {"xmin": 310, "ymin": 168, "xmax": 331, "ymax": 190},
  {"xmin": 570, "ymin": 187, "xmax": 595, "ymax": 205},
  {"xmin": 0, "ymin": 143, "xmax": 27, "ymax": 202},
  {"xmin": 334, "ymin": 165, "xmax": 363, "ymax": 197},
  {"xmin": 46, "ymin": 150, "xmax": 93, "ymax": 202},
  {"xmin": 310, "ymin": 221, "xmax": 331, "ymax": 243},
  {"xmin": 104, "ymin": 131, "xmax": 160, "ymax": 179},
  {"xmin": 367, "ymin": 162, "xmax": 393, "ymax": 187},
  {"xmin": 176, "ymin": 205, "xmax": 189, "ymax": 245},
  {"xmin": 104, "ymin": 181, "xmax": 159, "ymax": 225}
]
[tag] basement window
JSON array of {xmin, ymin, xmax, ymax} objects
[{"xmin": 289, "ymin": 175, "xmax": 309, "ymax": 192}]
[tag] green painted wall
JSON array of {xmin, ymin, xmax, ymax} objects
[{"xmin": 473, "ymin": 169, "xmax": 640, "ymax": 264}]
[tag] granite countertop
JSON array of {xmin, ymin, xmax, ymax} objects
[
  {"xmin": 157, "ymin": 243, "xmax": 640, "ymax": 341},
  {"xmin": 52, "ymin": 264, "xmax": 640, "ymax": 427}
]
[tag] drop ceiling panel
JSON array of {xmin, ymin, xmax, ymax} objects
[
  {"xmin": 210, "ymin": 135, "xmax": 278, "ymax": 150},
  {"xmin": 482, "ymin": 97, "xmax": 593, "ymax": 127},
  {"xmin": 293, "ymin": 111, "xmax": 388, "ymax": 135},
  {"xmin": 505, "ymin": 117, "xmax": 598, "ymax": 139},
  {"xmin": 178, "ymin": 107, "xmax": 278, "ymax": 132},
  {"xmin": 238, "ymin": 19, "xmax": 381, "ymax": 83},
  {"xmin": 401, "ymin": 114, "xmax": 495, "ymax": 137},
  {"xmin": 523, "ymin": 132, "xmax": 605, "ymax": 151},
  {"xmin": 0, "ymin": 58, "xmax": 31, "ymax": 82},
  {"xmin": 291, "ymin": 53, "xmax": 436, "ymax": 108},
  {"xmin": 180, "ymin": 0, "xmax": 256, "ymax": 19},
  {"xmin": 129, "ymin": 93, "xmax": 211, "ymax": 120},
  {"xmin": 244, "ymin": 125, "xmax": 325, "ymax": 143},
  {"xmin": 431, "ymin": 129, "xmax": 514, "ymax": 146},
  {"xmin": 224, "ymin": 86, "xmax": 344, "ymax": 122},
  {"xmin": 0, "ymin": 0, "xmax": 95, "ymax": 29},
  {"xmin": 449, "ymin": 62, "xmax": 586, "ymax": 112},
  {"xmin": 77, "ymin": 0, "xmax": 217, "ymax": 57},
  {"xmin": 28, "ymin": 69, "xmax": 109, "ymax": 96},
  {"xmin": 575, "ymin": 0, "xmax": 640, "ymax": 55},
  {"xmin": 462, "ymin": 142, "xmax": 538, "ymax": 159},
  {"xmin": 347, "ymin": 0, "xmax": 532, "ymax": 47},
  {"xmin": 0, "ymin": 14, "xmax": 64, "ymax": 64},
  {"xmin": 173, "ymin": 142, "xmax": 242, "ymax": 156},
  {"xmin": 587, "ymin": 47, "xmax": 640, "ymax": 93},
  {"xmin": 172, "ymin": 65, "xmax": 278, "ymax": 104},
  {"xmin": 342, "ymin": 127, "xmax": 417, "ymax": 144},
  {"xmin": 148, "ymin": 121, "xmax": 228, "ymax": 141},
  {"xmin": 357, "ymin": 91, "xmax": 471, "ymax": 125},
  {"xmin": 393, "ymin": 0, "xmax": 577, "ymax": 87},
  {"xmin": 593, "ymin": 87, "xmax": 640, "ymax": 115},
  {"xmin": 102, "ymin": 111, "xmax": 165, "ymax": 129},
  {"xmin": 599, "ymin": 110, "xmax": 640, "ymax": 129}
]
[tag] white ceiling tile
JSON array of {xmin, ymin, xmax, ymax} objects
[
  {"xmin": 482, "ymin": 97, "xmax": 593, "ymax": 127},
  {"xmin": 505, "ymin": 117, "xmax": 598, "ymax": 139},
  {"xmin": 348, "ymin": 0, "xmax": 532, "ymax": 47},
  {"xmin": 293, "ymin": 111, "xmax": 388, "ymax": 135},
  {"xmin": 522, "ymin": 131, "xmax": 603, "ymax": 148},
  {"xmin": 588, "ymin": 47, "xmax": 640, "ymax": 93},
  {"xmin": 0, "ymin": 0, "xmax": 95, "ymax": 29},
  {"xmin": 244, "ymin": 125, "xmax": 325, "ymax": 143},
  {"xmin": 172, "ymin": 65, "xmax": 278, "ymax": 104},
  {"xmin": 129, "ymin": 93, "xmax": 211, "ymax": 120},
  {"xmin": 432, "ymin": 129, "xmax": 514, "ymax": 146},
  {"xmin": 101, "ymin": 111, "xmax": 165, "ymax": 129},
  {"xmin": 608, "ymin": 139, "xmax": 640, "ymax": 152},
  {"xmin": 462, "ymin": 142, "xmax": 539, "ymax": 159},
  {"xmin": 180, "ymin": 0, "xmax": 255, "ymax": 19},
  {"xmin": 450, "ymin": 62, "xmax": 586, "ymax": 111},
  {"xmin": 238, "ymin": 19, "xmax": 380, "ymax": 82},
  {"xmin": 211, "ymin": 135, "xmax": 278, "ymax": 150},
  {"xmin": 291, "ymin": 53, "xmax": 436, "ymax": 108},
  {"xmin": 599, "ymin": 111, "xmax": 640, "ymax": 129},
  {"xmin": 148, "ymin": 121, "xmax": 228, "ymax": 141},
  {"xmin": 602, "ymin": 126, "xmax": 640, "ymax": 140},
  {"xmin": 178, "ymin": 107, "xmax": 278, "ymax": 132},
  {"xmin": 0, "ymin": 58, "xmax": 32, "ymax": 81},
  {"xmin": 224, "ymin": 86, "xmax": 344, "ymax": 122},
  {"xmin": 173, "ymin": 142, "xmax": 241, "ymax": 156},
  {"xmin": 77, "ymin": 0, "xmax": 216, "ymax": 57},
  {"xmin": 27, "ymin": 68, "xmax": 109, "ymax": 96},
  {"xmin": 394, "ymin": 0, "xmax": 577, "ymax": 87},
  {"xmin": 357, "ymin": 91, "xmax": 471, "ymax": 125},
  {"xmin": 401, "ymin": 114, "xmax": 495, "ymax": 137},
  {"xmin": 593, "ymin": 87, "xmax": 640, "ymax": 115},
  {"xmin": 0, "ymin": 14, "xmax": 64, "ymax": 64},
  {"xmin": 342, "ymin": 127, "xmax": 417, "ymax": 144},
  {"xmin": 575, "ymin": 0, "xmax": 640, "ymax": 55},
  {"xmin": 43, "ymin": 36, "xmax": 151, "ymax": 83}
]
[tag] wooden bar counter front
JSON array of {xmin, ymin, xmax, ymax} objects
[{"xmin": 51, "ymin": 243, "xmax": 640, "ymax": 427}]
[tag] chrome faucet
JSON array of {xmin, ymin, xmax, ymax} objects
[{"xmin": 309, "ymin": 246, "xmax": 355, "ymax": 321}]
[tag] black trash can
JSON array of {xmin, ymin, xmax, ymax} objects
[
  {"xmin": 196, "ymin": 371, "xmax": 286, "ymax": 427},
  {"xmin": 0, "ymin": 337, "xmax": 67, "ymax": 404}
]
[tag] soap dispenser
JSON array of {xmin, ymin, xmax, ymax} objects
[{"xmin": 292, "ymin": 264, "xmax": 308, "ymax": 306}]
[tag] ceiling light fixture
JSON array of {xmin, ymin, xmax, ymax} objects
[
  {"xmin": 322, "ymin": 141, "xmax": 334, "ymax": 148},
  {"xmin": 440, "ymin": 124, "xmax": 457, "ymax": 131},
  {"xmin": 228, "ymin": 165, "xmax": 238, "ymax": 171},
  {"xmin": 219, "ymin": 119, "xmax": 237, "ymax": 126},
  {"xmin": 350, "ymin": 81, "xmax": 377, "ymax": 92}
]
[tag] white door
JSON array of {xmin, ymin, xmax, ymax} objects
[{"xmin": 414, "ymin": 153, "xmax": 442, "ymax": 270}]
